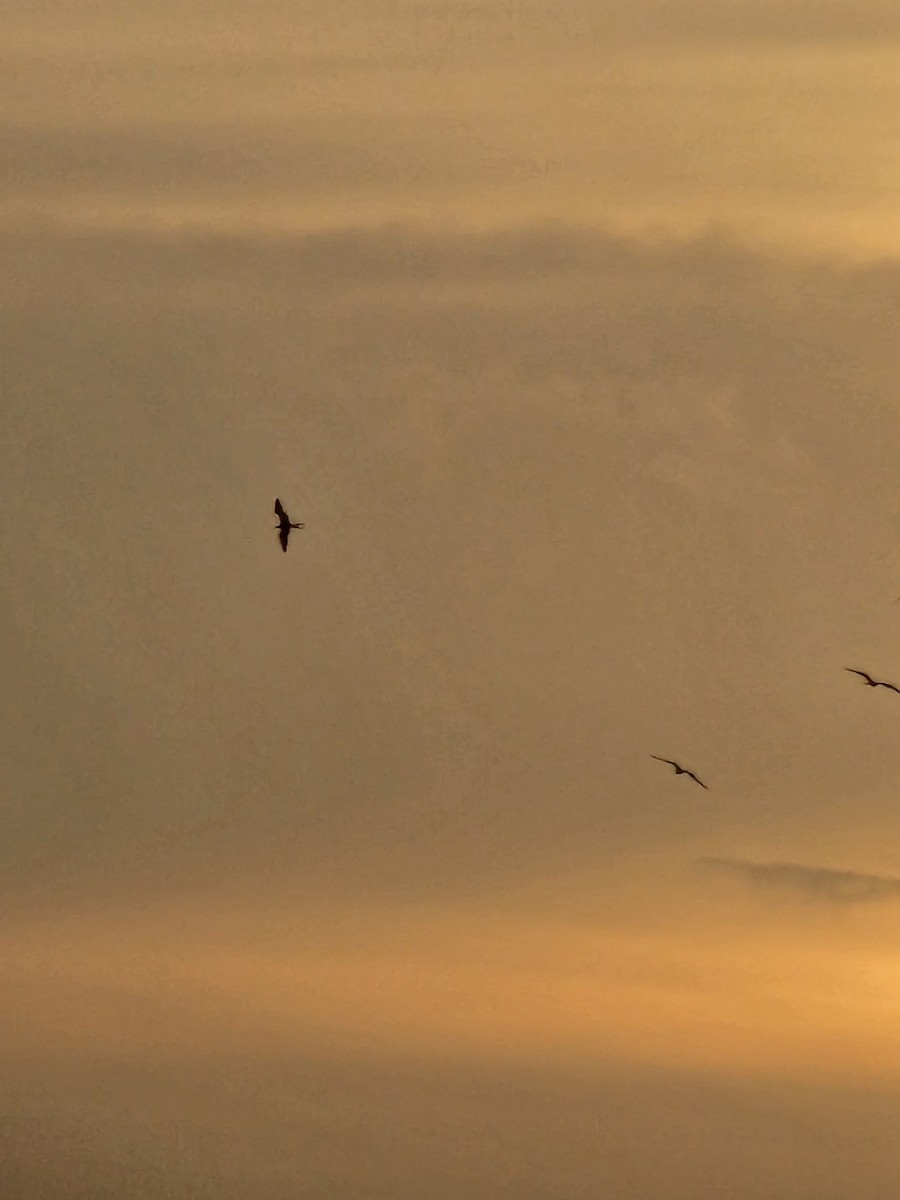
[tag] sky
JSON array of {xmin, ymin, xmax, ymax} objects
[{"xmin": 3, "ymin": 1, "xmax": 900, "ymax": 1195}]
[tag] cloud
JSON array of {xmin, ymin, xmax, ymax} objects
[
  {"xmin": 567, "ymin": 0, "xmax": 900, "ymax": 45},
  {"xmin": 7, "ymin": 0, "xmax": 899, "ymax": 52},
  {"xmin": 4, "ymin": 1034, "xmax": 893, "ymax": 1200},
  {"xmin": 5, "ymin": 899, "xmax": 900, "ymax": 1198},
  {"xmin": 0, "ymin": 118, "xmax": 543, "ymax": 207},
  {"xmin": 699, "ymin": 857, "xmax": 900, "ymax": 904},
  {"xmin": 4, "ymin": 4, "xmax": 898, "ymax": 256},
  {"xmin": 4, "ymin": 218, "xmax": 900, "ymax": 911}
]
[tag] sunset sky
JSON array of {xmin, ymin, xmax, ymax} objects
[{"xmin": 4, "ymin": 2, "xmax": 900, "ymax": 1196}]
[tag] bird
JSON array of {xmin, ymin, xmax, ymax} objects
[
  {"xmin": 844, "ymin": 668, "xmax": 900, "ymax": 693},
  {"xmin": 651, "ymin": 756, "xmax": 708, "ymax": 789},
  {"xmin": 274, "ymin": 497, "xmax": 304, "ymax": 553}
]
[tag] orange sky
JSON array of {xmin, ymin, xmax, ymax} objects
[{"xmin": 4, "ymin": 1, "xmax": 900, "ymax": 1196}]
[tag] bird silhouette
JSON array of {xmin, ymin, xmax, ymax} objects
[
  {"xmin": 274, "ymin": 497, "xmax": 304, "ymax": 553},
  {"xmin": 651, "ymin": 756, "xmax": 708, "ymax": 788},
  {"xmin": 844, "ymin": 668, "xmax": 900, "ymax": 693}
]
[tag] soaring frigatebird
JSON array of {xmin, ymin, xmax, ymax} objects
[
  {"xmin": 651, "ymin": 756, "xmax": 708, "ymax": 789},
  {"xmin": 844, "ymin": 668, "xmax": 900, "ymax": 693},
  {"xmin": 274, "ymin": 497, "xmax": 304, "ymax": 553}
]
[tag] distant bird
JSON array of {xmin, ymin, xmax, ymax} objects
[
  {"xmin": 844, "ymin": 668, "xmax": 900, "ymax": 693},
  {"xmin": 651, "ymin": 756, "xmax": 708, "ymax": 789},
  {"xmin": 274, "ymin": 497, "xmax": 304, "ymax": 553}
]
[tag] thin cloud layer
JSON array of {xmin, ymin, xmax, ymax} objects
[
  {"xmin": 0, "ymin": 119, "xmax": 542, "ymax": 204},
  {"xmin": 4, "ymin": 219, "xmax": 900, "ymax": 911},
  {"xmin": 700, "ymin": 857, "xmax": 900, "ymax": 904},
  {"xmin": 4, "ymin": 1, "xmax": 899, "ymax": 251},
  {"xmin": 6, "ymin": 1042, "xmax": 897, "ymax": 1200}
]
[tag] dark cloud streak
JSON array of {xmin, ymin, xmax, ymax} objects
[
  {"xmin": 700, "ymin": 857, "xmax": 900, "ymax": 904},
  {"xmin": 0, "ymin": 119, "xmax": 541, "ymax": 205}
]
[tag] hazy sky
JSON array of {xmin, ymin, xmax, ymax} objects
[{"xmin": 4, "ymin": 2, "xmax": 900, "ymax": 1196}]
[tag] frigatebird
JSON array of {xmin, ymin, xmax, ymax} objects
[
  {"xmin": 274, "ymin": 497, "xmax": 304, "ymax": 553},
  {"xmin": 844, "ymin": 668, "xmax": 900, "ymax": 693},
  {"xmin": 651, "ymin": 756, "xmax": 708, "ymax": 789}
]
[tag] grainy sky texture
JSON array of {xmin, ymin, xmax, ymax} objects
[{"xmin": 4, "ymin": 2, "xmax": 900, "ymax": 1196}]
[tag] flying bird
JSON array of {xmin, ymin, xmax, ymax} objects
[
  {"xmin": 274, "ymin": 497, "xmax": 304, "ymax": 553},
  {"xmin": 844, "ymin": 668, "xmax": 900, "ymax": 693},
  {"xmin": 651, "ymin": 756, "xmax": 708, "ymax": 789}
]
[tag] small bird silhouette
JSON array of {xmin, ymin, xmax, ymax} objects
[
  {"xmin": 651, "ymin": 756, "xmax": 708, "ymax": 789},
  {"xmin": 844, "ymin": 668, "xmax": 900, "ymax": 693},
  {"xmin": 274, "ymin": 497, "xmax": 304, "ymax": 553}
]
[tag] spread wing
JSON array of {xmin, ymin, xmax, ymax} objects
[
  {"xmin": 881, "ymin": 681, "xmax": 900, "ymax": 694},
  {"xmin": 274, "ymin": 498, "xmax": 286, "ymax": 520},
  {"xmin": 279, "ymin": 525, "xmax": 290, "ymax": 553},
  {"xmin": 845, "ymin": 669, "xmax": 873, "ymax": 684},
  {"xmin": 651, "ymin": 755, "xmax": 676, "ymax": 767},
  {"xmin": 686, "ymin": 771, "xmax": 708, "ymax": 789}
]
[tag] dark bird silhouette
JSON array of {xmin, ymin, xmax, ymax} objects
[
  {"xmin": 651, "ymin": 756, "xmax": 708, "ymax": 789},
  {"xmin": 844, "ymin": 668, "xmax": 900, "ymax": 693},
  {"xmin": 274, "ymin": 497, "xmax": 304, "ymax": 553}
]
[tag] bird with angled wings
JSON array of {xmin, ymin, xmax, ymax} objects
[
  {"xmin": 651, "ymin": 756, "xmax": 708, "ymax": 789},
  {"xmin": 274, "ymin": 497, "xmax": 304, "ymax": 553},
  {"xmin": 844, "ymin": 668, "xmax": 900, "ymax": 693}
]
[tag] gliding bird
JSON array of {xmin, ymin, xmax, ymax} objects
[
  {"xmin": 274, "ymin": 497, "xmax": 304, "ymax": 553},
  {"xmin": 651, "ymin": 756, "xmax": 708, "ymax": 789},
  {"xmin": 844, "ymin": 668, "xmax": 900, "ymax": 693}
]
